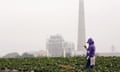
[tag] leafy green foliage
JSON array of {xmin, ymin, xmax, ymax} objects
[{"xmin": 0, "ymin": 56, "xmax": 120, "ymax": 72}]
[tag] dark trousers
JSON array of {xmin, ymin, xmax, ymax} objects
[
  {"xmin": 86, "ymin": 58, "xmax": 90, "ymax": 69},
  {"xmin": 86, "ymin": 58, "xmax": 95, "ymax": 69}
]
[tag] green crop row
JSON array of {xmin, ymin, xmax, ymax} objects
[{"xmin": 0, "ymin": 56, "xmax": 120, "ymax": 72}]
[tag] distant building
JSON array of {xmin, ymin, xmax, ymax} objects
[
  {"xmin": 74, "ymin": 50, "xmax": 86, "ymax": 56},
  {"xmin": 77, "ymin": 0, "xmax": 86, "ymax": 54},
  {"xmin": 33, "ymin": 50, "xmax": 48, "ymax": 57},
  {"xmin": 47, "ymin": 34, "xmax": 64, "ymax": 57},
  {"xmin": 64, "ymin": 42, "xmax": 75, "ymax": 57}
]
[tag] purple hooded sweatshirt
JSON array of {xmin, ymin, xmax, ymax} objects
[{"xmin": 87, "ymin": 38, "xmax": 95, "ymax": 57}]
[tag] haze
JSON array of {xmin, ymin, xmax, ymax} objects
[{"xmin": 0, "ymin": 0, "xmax": 120, "ymax": 56}]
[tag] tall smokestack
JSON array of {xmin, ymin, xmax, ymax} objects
[{"xmin": 77, "ymin": 0, "xmax": 86, "ymax": 53}]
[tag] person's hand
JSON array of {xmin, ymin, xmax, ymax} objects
[{"xmin": 84, "ymin": 45, "xmax": 87, "ymax": 49}]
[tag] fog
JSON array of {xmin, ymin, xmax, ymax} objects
[{"xmin": 0, "ymin": 0, "xmax": 120, "ymax": 56}]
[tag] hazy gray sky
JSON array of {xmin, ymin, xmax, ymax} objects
[{"xmin": 0, "ymin": 0, "xmax": 120, "ymax": 56}]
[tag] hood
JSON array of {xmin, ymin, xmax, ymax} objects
[{"xmin": 87, "ymin": 38, "xmax": 94, "ymax": 45}]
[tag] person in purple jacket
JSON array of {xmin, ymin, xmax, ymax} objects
[{"xmin": 84, "ymin": 38, "xmax": 96, "ymax": 69}]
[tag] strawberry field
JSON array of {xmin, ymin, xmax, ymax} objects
[{"xmin": 0, "ymin": 56, "xmax": 120, "ymax": 72}]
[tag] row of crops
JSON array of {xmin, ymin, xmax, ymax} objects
[{"xmin": 0, "ymin": 56, "xmax": 120, "ymax": 72}]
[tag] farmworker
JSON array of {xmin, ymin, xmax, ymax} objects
[{"xmin": 84, "ymin": 38, "xmax": 96, "ymax": 69}]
